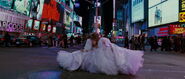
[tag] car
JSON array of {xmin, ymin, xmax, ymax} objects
[
  {"xmin": 15, "ymin": 35, "xmax": 41, "ymax": 47},
  {"xmin": 15, "ymin": 37, "xmax": 29, "ymax": 46},
  {"xmin": 27, "ymin": 36, "xmax": 41, "ymax": 46}
]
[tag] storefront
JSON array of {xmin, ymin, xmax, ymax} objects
[
  {"xmin": 148, "ymin": 23, "xmax": 185, "ymax": 37},
  {"xmin": 0, "ymin": 8, "xmax": 29, "ymax": 37}
]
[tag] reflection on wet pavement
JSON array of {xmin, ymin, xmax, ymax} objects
[
  {"xmin": 60, "ymin": 70, "xmax": 135, "ymax": 79},
  {"xmin": 21, "ymin": 70, "xmax": 135, "ymax": 79},
  {"xmin": 25, "ymin": 70, "xmax": 62, "ymax": 79}
]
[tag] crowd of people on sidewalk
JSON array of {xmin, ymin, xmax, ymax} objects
[
  {"xmin": 148, "ymin": 35, "xmax": 185, "ymax": 53},
  {"xmin": 124, "ymin": 34, "xmax": 185, "ymax": 53},
  {"xmin": 42, "ymin": 34, "xmax": 84, "ymax": 48},
  {"xmin": 124, "ymin": 34, "xmax": 146, "ymax": 51}
]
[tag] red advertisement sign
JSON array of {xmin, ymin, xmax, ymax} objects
[
  {"xmin": 47, "ymin": 25, "xmax": 52, "ymax": 32},
  {"xmin": 42, "ymin": 0, "xmax": 60, "ymax": 21},
  {"xmin": 169, "ymin": 24, "xmax": 185, "ymax": 34}
]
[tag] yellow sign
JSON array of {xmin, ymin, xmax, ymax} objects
[
  {"xmin": 179, "ymin": 12, "xmax": 185, "ymax": 22},
  {"xmin": 174, "ymin": 28, "xmax": 185, "ymax": 34},
  {"xmin": 181, "ymin": 0, "xmax": 185, "ymax": 11}
]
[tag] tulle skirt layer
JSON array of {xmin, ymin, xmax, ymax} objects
[{"xmin": 57, "ymin": 44, "xmax": 144, "ymax": 75}]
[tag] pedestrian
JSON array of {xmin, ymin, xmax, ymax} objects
[
  {"xmin": 59, "ymin": 34, "xmax": 64, "ymax": 48},
  {"xmin": 124, "ymin": 36, "xmax": 129, "ymax": 49},
  {"xmin": 166, "ymin": 36, "xmax": 172, "ymax": 51},
  {"xmin": 161, "ymin": 37, "xmax": 168, "ymax": 51},
  {"xmin": 173, "ymin": 36, "xmax": 180, "ymax": 52},
  {"xmin": 52, "ymin": 35, "xmax": 57, "ymax": 47},
  {"xmin": 149, "ymin": 36, "xmax": 158, "ymax": 51},
  {"xmin": 134, "ymin": 37, "xmax": 139, "ymax": 50},
  {"xmin": 180, "ymin": 36, "xmax": 185, "ymax": 53},
  {"xmin": 130, "ymin": 36, "xmax": 135, "ymax": 50},
  {"xmin": 77, "ymin": 36, "xmax": 81, "ymax": 45},
  {"xmin": 153, "ymin": 36, "xmax": 159, "ymax": 51},
  {"xmin": 70, "ymin": 35, "xmax": 74, "ymax": 46},
  {"xmin": 4, "ymin": 32, "xmax": 10, "ymax": 47},
  {"xmin": 48, "ymin": 35, "xmax": 53, "ymax": 47},
  {"xmin": 141, "ymin": 34, "xmax": 145, "ymax": 50},
  {"xmin": 63, "ymin": 34, "xmax": 68, "ymax": 48}
]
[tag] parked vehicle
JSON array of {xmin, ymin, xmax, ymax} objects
[
  {"xmin": 15, "ymin": 37, "xmax": 29, "ymax": 46},
  {"xmin": 15, "ymin": 35, "xmax": 41, "ymax": 46}
]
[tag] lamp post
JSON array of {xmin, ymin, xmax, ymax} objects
[
  {"xmin": 85, "ymin": 0, "xmax": 109, "ymax": 34},
  {"xmin": 94, "ymin": 0, "xmax": 100, "ymax": 33}
]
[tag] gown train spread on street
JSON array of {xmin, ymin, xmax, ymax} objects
[{"xmin": 57, "ymin": 37, "xmax": 144, "ymax": 75}]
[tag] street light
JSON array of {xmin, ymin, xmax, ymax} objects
[{"xmin": 85, "ymin": 0, "xmax": 109, "ymax": 34}]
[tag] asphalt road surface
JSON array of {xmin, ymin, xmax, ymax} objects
[{"xmin": 0, "ymin": 46, "xmax": 185, "ymax": 79}]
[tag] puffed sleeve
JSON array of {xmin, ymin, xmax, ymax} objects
[
  {"xmin": 98, "ymin": 37, "xmax": 111, "ymax": 48},
  {"xmin": 84, "ymin": 39, "xmax": 92, "ymax": 51}
]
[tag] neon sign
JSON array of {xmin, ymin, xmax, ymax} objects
[
  {"xmin": 0, "ymin": 20, "xmax": 24, "ymax": 32},
  {"xmin": 169, "ymin": 24, "xmax": 185, "ymax": 34}
]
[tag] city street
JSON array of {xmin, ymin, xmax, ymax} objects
[
  {"xmin": 0, "ymin": 46, "xmax": 185, "ymax": 79},
  {"xmin": 0, "ymin": 0, "xmax": 185, "ymax": 79}
]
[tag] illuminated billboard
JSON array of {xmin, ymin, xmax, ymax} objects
[
  {"xmin": 148, "ymin": 0, "xmax": 179, "ymax": 27},
  {"xmin": 30, "ymin": 0, "xmax": 44, "ymax": 20},
  {"xmin": 26, "ymin": 19, "xmax": 33, "ymax": 29},
  {"xmin": 148, "ymin": 26, "xmax": 169, "ymax": 37},
  {"xmin": 40, "ymin": 23, "xmax": 47, "ymax": 31},
  {"xmin": 47, "ymin": 25, "xmax": 52, "ymax": 32},
  {"xmin": 42, "ymin": 0, "xmax": 64, "ymax": 22},
  {"xmin": 0, "ymin": 0, "xmax": 13, "ymax": 9},
  {"xmin": 33, "ymin": 20, "xmax": 40, "ymax": 30},
  {"xmin": 13, "ymin": 0, "xmax": 32, "ymax": 15},
  {"xmin": 169, "ymin": 24, "xmax": 185, "ymax": 34},
  {"xmin": 64, "ymin": 11, "xmax": 71, "ymax": 26},
  {"xmin": 131, "ymin": 0, "xmax": 144, "ymax": 23},
  {"xmin": 179, "ymin": 0, "xmax": 185, "ymax": 22},
  {"xmin": 52, "ymin": 26, "xmax": 56, "ymax": 33}
]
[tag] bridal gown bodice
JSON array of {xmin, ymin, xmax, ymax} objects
[{"xmin": 57, "ymin": 37, "xmax": 144, "ymax": 75}]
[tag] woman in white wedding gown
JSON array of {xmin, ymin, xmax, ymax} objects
[{"xmin": 57, "ymin": 33, "xmax": 144, "ymax": 75}]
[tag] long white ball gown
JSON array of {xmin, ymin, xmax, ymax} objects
[{"xmin": 57, "ymin": 37, "xmax": 144, "ymax": 75}]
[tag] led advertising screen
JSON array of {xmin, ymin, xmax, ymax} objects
[
  {"xmin": 148, "ymin": 26, "xmax": 169, "ymax": 37},
  {"xmin": 42, "ymin": 0, "xmax": 64, "ymax": 22},
  {"xmin": 33, "ymin": 20, "xmax": 40, "ymax": 30},
  {"xmin": 0, "ymin": 0, "xmax": 13, "ymax": 9},
  {"xmin": 30, "ymin": 0, "xmax": 44, "ymax": 20},
  {"xmin": 13, "ymin": 0, "xmax": 32, "ymax": 15},
  {"xmin": 131, "ymin": 0, "xmax": 144, "ymax": 23},
  {"xmin": 148, "ymin": 0, "xmax": 179, "ymax": 27},
  {"xmin": 179, "ymin": 0, "xmax": 185, "ymax": 22},
  {"xmin": 40, "ymin": 23, "xmax": 47, "ymax": 31},
  {"xmin": 52, "ymin": 26, "xmax": 56, "ymax": 33},
  {"xmin": 70, "ymin": 0, "xmax": 74, "ymax": 9},
  {"xmin": 47, "ymin": 25, "xmax": 52, "ymax": 32},
  {"xmin": 169, "ymin": 24, "xmax": 185, "ymax": 34},
  {"xmin": 26, "ymin": 19, "xmax": 33, "ymax": 29},
  {"xmin": 64, "ymin": 12, "xmax": 71, "ymax": 26}
]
